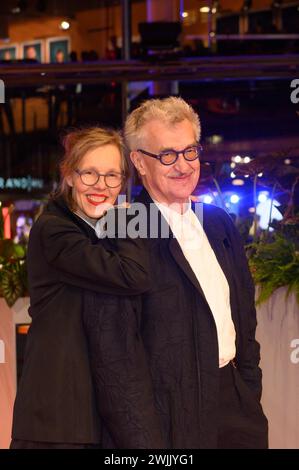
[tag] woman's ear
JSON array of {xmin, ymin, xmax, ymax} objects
[
  {"xmin": 130, "ymin": 151, "xmax": 146, "ymax": 176},
  {"xmin": 65, "ymin": 174, "xmax": 73, "ymax": 187}
]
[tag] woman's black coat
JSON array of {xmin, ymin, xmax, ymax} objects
[{"xmin": 11, "ymin": 196, "xmax": 149, "ymax": 444}]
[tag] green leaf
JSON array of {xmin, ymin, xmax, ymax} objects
[
  {"xmin": 247, "ymin": 227, "xmax": 299, "ymax": 306},
  {"xmin": 0, "ymin": 270, "xmax": 24, "ymax": 307}
]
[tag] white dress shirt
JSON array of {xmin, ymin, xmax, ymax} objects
[{"xmin": 156, "ymin": 200, "xmax": 236, "ymax": 368}]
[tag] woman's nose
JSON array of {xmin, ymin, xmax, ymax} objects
[{"xmin": 93, "ymin": 175, "xmax": 108, "ymax": 190}]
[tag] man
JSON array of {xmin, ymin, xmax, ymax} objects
[{"xmin": 84, "ymin": 97, "xmax": 268, "ymax": 449}]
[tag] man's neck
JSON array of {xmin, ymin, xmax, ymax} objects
[{"xmin": 146, "ymin": 190, "xmax": 190, "ymax": 215}]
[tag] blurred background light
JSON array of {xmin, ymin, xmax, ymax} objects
[{"xmin": 230, "ymin": 194, "xmax": 240, "ymax": 204}]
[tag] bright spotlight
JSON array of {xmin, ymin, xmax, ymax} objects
[{"xmin": 230, "ymin": 194, "xmax": 240, "ymax": 204}]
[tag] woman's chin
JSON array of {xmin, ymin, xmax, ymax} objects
[{"xmin": 87, "ymin": 202, "xmax": 114, "ymax": 218}]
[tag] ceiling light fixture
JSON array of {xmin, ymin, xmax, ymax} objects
[{"xmin": 60, "ymin": 20, "xmax": 70, "ymax": 30}]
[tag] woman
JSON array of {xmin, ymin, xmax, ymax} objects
[{"xmin": 10, "ymin": 127, "xmax": 150, "ymax": 449}]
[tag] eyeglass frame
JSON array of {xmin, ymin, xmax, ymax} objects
[
  {"xmin": 137, "ymin": 143, "xmax": 203, "ymax": 166},
  {"xmin": 74, "ymin": 169, "xmax": 124, "ymax": 188}
]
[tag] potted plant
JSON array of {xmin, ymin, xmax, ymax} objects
[{"xmin": 0, "ymin": 205, "xmax": 28, "ymax": 307}]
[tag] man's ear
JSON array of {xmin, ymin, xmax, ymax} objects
[{"xmin": 130, "ymin": 151, "xmax": 146, "ymax": 176}]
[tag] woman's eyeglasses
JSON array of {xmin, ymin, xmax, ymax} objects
[{"xmin": 75, "ymin": 169, "xmax": 124, "ymax": 188}]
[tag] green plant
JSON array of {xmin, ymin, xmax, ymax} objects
[
  {"xmin": 0, "ymin": 206, "xmax": 28, "ymax": 307},
  {"xmin": 247, "ymin": 222, "xmax": 299, "ymax": 305}
]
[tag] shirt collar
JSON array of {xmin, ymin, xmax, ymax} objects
[
  {"xmin": 154, "ymin": 198, "xmax": 192, "ymax": 219},
  {"xmin": 74, "ymin": 209, "xmax": 99, "ymax": 232}
]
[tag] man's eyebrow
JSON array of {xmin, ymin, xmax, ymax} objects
[{"xmin": 159, "ymin": 142, "xmax": 198, "ymax": 152}]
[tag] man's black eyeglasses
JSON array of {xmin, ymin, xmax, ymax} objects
[{"xmin": 137, "ymin": 144, "xmax": 202, "ymax": 166}]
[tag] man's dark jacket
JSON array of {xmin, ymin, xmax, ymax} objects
[
  {"xmin": 11, "ymin": 196, "xmax": 150, "ymax": 444},
  {"xmin": 84, "ymin": 189, "xmax": 266, "ymax": 449}
]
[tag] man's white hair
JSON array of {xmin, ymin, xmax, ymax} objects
[{"xmin": 124, "ymin": 96, "xmax": 201, "ymax": 150}]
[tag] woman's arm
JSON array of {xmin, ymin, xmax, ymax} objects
[{"xmin": 38, "ymin": 210, "xmax": 150, "ymax": 296}]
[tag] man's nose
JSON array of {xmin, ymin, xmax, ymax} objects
[{"xmin": 173, "ymin": 152, "xmax": 191, "ymax": 172}]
